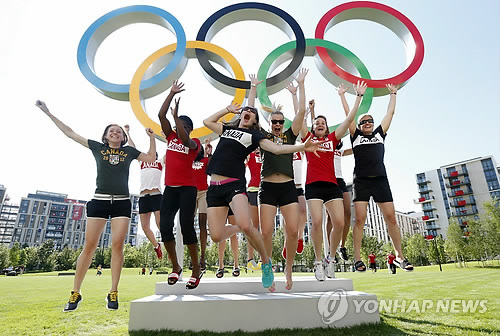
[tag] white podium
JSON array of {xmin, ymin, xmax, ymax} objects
[{"xmin": 129, "ymin": 275, "xmax": 379, "ymax": 332}]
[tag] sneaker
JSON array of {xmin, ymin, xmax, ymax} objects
[
  {"xmin": 154, "ymin": 243, "xmax": 163, "ymax": 259},
  {"xmin": 324, "ymin": 256, "xmax": 336, "ymax": 279},
  {"xmin": 314, "ymin": 261, "xmax": 326, "ymax": 281},
  {"xmin": 296, "ymin": 239, "xmax": 304, "ymax": 254},
  {"xmin": 247, "ymin": 259, "xmax": 261, "ymax": 271},
  {"xmin": 63, "ymin": 291, "xmax": 82, "ymax": 312},
  {"xmin": 282, "ymin": 246, "xmax": 287, "ymax": 259},
  {"xmin": 261, "ymin": 259, "xmax": 274, "ymax": 288},
  {"xmin": 339, "ymin": 247, "xmax": 348, "ymax": 261},
  {"xmin": 106, "ymin": 291, "xmax": 119, "ymax": 310}
]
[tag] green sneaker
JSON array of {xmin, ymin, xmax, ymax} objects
[
  {"xmin": 106, "ymin": 291, "xmax": 119, "ymax": 310},
  {"xmin": 63, "ymin": 291, "xmax": 82, "ymax": 312},
  {"xmin": 261, "ymin": 259, "xmax": 274, "ymax": 288}
]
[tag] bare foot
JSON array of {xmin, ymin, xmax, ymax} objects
[
  {"xmin": 285, "ymin": 268, "xmax": 293, "ymax": 290},
  {"xmin": 268, "ymin": 282, "xmax": 276, "ymax": 293}
]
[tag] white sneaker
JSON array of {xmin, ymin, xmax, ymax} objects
[
  {"xmin": 324, "ymin": 256, "xmax": 336, "ymax": 279},
  {"xmin": 314, "ymin": 261, "xmax": 326, "ymax": 281}
]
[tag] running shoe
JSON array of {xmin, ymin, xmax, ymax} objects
[
  {"xmin": 154, "ymin": 243, "xmax": 163, "ymax": 259},
  {"xmin": 296, "ymin": 239, "xmax": 304, "ymax": 254},
  {"xmin": 261, "ymin": 259, "xmax": 274, "ymax": 288},
  {"xmin": 339, "ymin": 247, "xmax": 348, "ymax": 261},
  {"xmin": 63, "ymin": 291, "xmax": 82, "ymax": 312},
  {"xmin": 314, "ymin": 261, "xmax": 326, "ymax": 281},
  {"xmin": 324, "ymin": 256, "xmax": 336, "ymax": 279},
  {"xmin": 106, "ymin": 291, "xmax": 119, "ymax": 310},
  {"xmin": 247, "ymin": 259, "xmax": 261, "ymax": 271}
]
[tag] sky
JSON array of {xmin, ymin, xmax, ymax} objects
[{"xmin": 1, "ymin": 0, "xmax": 499, "ymax": 236}]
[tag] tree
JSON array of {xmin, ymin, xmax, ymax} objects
[
  {"xmin": 24, "ymin": 247, "xmax": 39, "ymax": 271},
  {"xmin": 404, "ymin": 234, "xmax": 429, "ymax": 266},
  {"xmin": 445, "ymin": 220, "xmax": 467, "ymax": 267},
  {"xmin": 123, "ymin": 244, "xmax": 140, "ymax": 268},
  {"xmin": 302, "ymin": 243, "xmax": 315, "ymax": 270},
  {"xmin": 55, "ymin": 246, "xmax": 75, "ymax": 271},
  {"xmin": 238, "ymin": 238, "xmax": 248, "ymax": 268},
  {"xmin": 0, "ymin": 244, "xmax": 9, "ymax": 269},
  {"xmin": 360, "ymin": 236, "xmax": 382, "ymax": 265},
  {"xmin": 481, "ymin": 199, "xmax": 500, "ymax": 258},
  {"xmin": 38, "ymin": 240, "xmax": 56, "ymax": 272},
  {"xmin": 272, "ymin": 228, "xmax": 285, "ymax": 266},
  {"xmin": 427, "ymin": 236, "xmax": 445, "ymax": 266},
  {"xmin": 206, "ymin": 241, "xmax": 219, "ymax": 268},
  {"xmin": 9, "ymin": 242, "xmax": 21, "ymax": 266},
  {"xmin": 18, "ymin": 249, "xmax": 27, "ymax": 267}
]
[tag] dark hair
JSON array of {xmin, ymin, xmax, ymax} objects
[
  {"xmin": 224, "ymin": 106, "xmax": 260, "ymax": 130},
  {"xmin": 311, "ymin": 115, "xmax": 330, "ymax": 137},
  {"xmin": 102, "ymin": 124, "xmax": 127, "ymax": 146},
  {"xmin": 194, "ymin": 143, "xmax": 205, "ymax": 162},
  {"xmin": 178, "ymin": 115, "xmax": 194, "ymax": 130}
]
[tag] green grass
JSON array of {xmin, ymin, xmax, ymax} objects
[{"xmin": 0, "ymin": 264, "xmax": 498, "ymax": 335}]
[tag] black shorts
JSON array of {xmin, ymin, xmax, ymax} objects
[
  {"xmin": 247, "ymin": 191, "xmax": 258, "ymax": 207},
  {"xmin": 305, "ymin": 181, "xmax": 343, "ymax": 203},
  {"xmin": 259, "ymin": 180, "xmax": 298, "ymax": 207},
  {"xmin": 336, "ymin": 178, "xmax": 348, "ymax": 193},
  {"xmin": 139, "ymin": 194, "xmax": 162, "ymax": 214},
  {"xmin": 86, "ymin": 199, "xmax": 131, "ymax": 219},
  {"xmin": 352, "ymin": 176, "xmax": 393, "ymax": 203},
  {"xmin": 207, "ymin": 180, "xmax": 247, "ymax": 208},
  {"xmin": 369, "ymin": 262, "xmax": 377, "ymax": 269},
  {"xmin": 296, "ymin": 187, "xmax": 304, "ymax": 197}
]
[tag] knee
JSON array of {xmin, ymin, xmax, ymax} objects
[
  {"xmin": 385, "ymin": 215, "xmax": 397, "ymax": 226},
  {"xmin": 286, "ymin": 228, "xmax": 298, "ymax": 239},
  {"xmin": 112, "ymin": 240, "xmax": 124, "ymax": 251},
  {"xmin": 210, "ymin": 232, "xmax": 223, "ymax": 243}
]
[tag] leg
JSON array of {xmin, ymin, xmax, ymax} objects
[
  {"xmin": 377, "ymin": 202, "xmax": 405, "ymax": 260},
  {"xmin": 217, "ymin": 239, "xmax": 226, "ymax": 277},
  {"xmin": 259, "ymin": 204, "xmax": 277, "ymax": 258},
  {"xmin": 297, "ymin": 195, "xmax": 307, "ymax": 241},
  {"xmin": 227, "ymin": 215, "xmax": 239, "ymax": 270},
  {"xmin": 353, "ymin": 201, "xmax": 369, "ymax": 262},
  {"xmin": 198, "ymin": 212, "xmax": 208, "ymax": 269},
  {"xmin": 178, "ymin": 187, "xmax": 200, "ymax": 278},
  {"xmin": 280, "ymin": 203, "xmax": 300, "ymax": 289},
  {"xmin": 160, "ymin": 188, "xmax": 181, "ymax": 272},
  {"xmin": 248, "ymin": 203, "xmax": 259, "ymax": 260},
  {"xmin": 324, "ymin": 200, "xmax": 344, "ymax": 258},
  {"xmin": 341, "ymin": 191, "xmax": 351, "ymax": 247},
  {"xmin": 110, "ymin": 217, "xmax": 130, "ymax": 292},
  {"xmin": 140, "ymin": 212, "xmax": 158, "ymax": 247},
  {"xmin": 72, "ymin": 218, "xmax": 106, "ymax": 292},
  {"xmin": 325, "ymin": 213, "xmax": 332, "ymax": 247},
  {"xmin": 307, "ymin": 200, "xmax": 325, "ymax": 262},
  {"xmin": 207, "ymin": 207, "xmax": 239, "ymax": 243}
]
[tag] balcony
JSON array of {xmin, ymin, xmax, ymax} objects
[
  {"xmin": 416, "ymin": 178, "xmax": 430, "ymax": 185},
  {"xmin": 448, "ymin": 190, "xmax": 474, "ymax": 198},
  {"xmin": 422, "ymin": 214, "xmax": 439, "ymax": 222},
  {"xmin": 446, "ymin": 179, "xmax": 471, "ymax": 188},
  {"xmin": 419, "ymin": 187, "xmax": 433, "ymax": 194},
  {"xmin": 426, "ymin": 225, "xmax": 441, "ymax": 231},
  {"xmin": 444, "ymin": 170, "xmax": 468, "ymax": 179},
  {"xmin": 453, "ymin": 209, "xmax": 479, "ymax": 217},
  {"xmin": 414, "ymin": 196, "xmax": 435, "ymax": 204}
]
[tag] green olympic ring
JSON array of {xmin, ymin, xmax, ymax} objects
[{"xmin": 256, "ymin": 38, "xmax": 373, "ymax": 133}]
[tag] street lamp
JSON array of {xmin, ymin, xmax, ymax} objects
[{"xmin": 425, "ymin": 234, "xmax": 442, "ymax": 272}]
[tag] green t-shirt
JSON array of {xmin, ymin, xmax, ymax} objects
[
  {"xmin": 88, "ymin": 140, "xmax": 141, "ymax": 195},
  {"xmin": 260, "ymin": 127, "xmax": 298, "ymax": 179}
]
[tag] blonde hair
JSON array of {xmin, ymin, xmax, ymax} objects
[{"xmin": 261, "ymin": 102, "xmax": 283, "ymax": 116}]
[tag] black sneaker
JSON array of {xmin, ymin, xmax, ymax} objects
[
  {"xmin": 339, "ymin": 247, "xmax": 349, "ymax": 261},
  {"xmin": 63, "ymin": 291, "xmax": 82, "ymax": 312},
  {"xmin": 106, "ymin": 291, "xmax": 119, "ymax": 310}
]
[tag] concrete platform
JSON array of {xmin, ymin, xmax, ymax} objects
[{"xmin": 129, "ymin": 276, "xmax": 379, "ymax": 332}]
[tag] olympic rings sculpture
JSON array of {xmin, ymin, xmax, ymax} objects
[{"xmin": 77, "ymin": 1, "xmax": 424, "ymax": 141}]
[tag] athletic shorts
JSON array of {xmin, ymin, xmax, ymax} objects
[
  {"xmin": 86, "ymin": 199, "xmax": 131, "ymax": 219},
  {"xmin": 195, "ymin": 190, "xmax": 208, "ymax": 214},
  {"xmin": 369, "ymin": 262, "xmax": 376, "ymax": 270},
  {"xmin": 305, "ymin": 181, "xmax": 343, "ymax": 203},
  {"xmin": 247, "ymin": 191, "xmax": 258, "ymax": 207},
  {"xmin": 259, "ymin": 180, "xmax": 298, "ymax": 207},
  {"xmin": 139, "ymin": 194, "xmax": 162, "ymax": 214},
  {"xmin": 207, "ymin": 180, "xmax": 247, "ymax": 208},
  {"xmin": 296, "ymin": 187, "xmax": 304, "ymax": 197},
  {"xmin": 336, "ymin": 178, "xmax": 348, "ymax": 193},
  {"xmin": 352, "ymin": 176, "xmax": 393, "ymax": 203}
]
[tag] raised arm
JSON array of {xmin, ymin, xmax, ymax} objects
[
  {"xmin": 259, "ymin": 135, "xmax": 323, "ymax": 157},
  {"xmin": 137, "ymin": 128, "xmax": 156, "ymax": 163},
  {"xmin": 286, "ymin": 82, "xmax": 299, "ymax": 113},
  {"xmin": 35, "ymin": 100, "xmax": 88, "ymax": 148},
  {"xmin": 337, "ymin": 84, "xmax": 355, "ymax": 136},
  {"xmin": 158, "ymin": 80, "xmax": 185, "ymax": 138},
  {"xmin": 171, "ymin": 97, "xmax": 197, "ymax": 150},
  {"xmin": 381, "ymin": 84, "xmax": 398, "ymax": 134},
  {"xmin": 291, "ymin": 68, "xmax": 308, "ymax": 136},
  {"xmin": 203, "ymin": 102, "xmax": 241, "ymax": 135},
  {"xmin": 335, "ymin": 81, "xmax": 367, "ymax": 140},
  {"xmin": 123, "ymin": 124, "xmax": 135, "ymax": 148},
  {"xmin": 247, "ymin": 74, "xmax": 263, "ymax": 108}
]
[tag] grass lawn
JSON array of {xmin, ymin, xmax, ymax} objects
[{"xmin": 0, "ymin": 263, "xmax": 498, "ymax": 335}]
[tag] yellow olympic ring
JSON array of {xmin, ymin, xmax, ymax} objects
[{"xmin": 130, "ymin": 41, "xmax": 246, "ymax": 141}]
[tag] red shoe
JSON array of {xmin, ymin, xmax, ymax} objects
[
  {"xmin": 186, "ymin": 271, "xmax": 205, "ymax": 290},
  {"xmin": 282, "ymin": 246, "xmax": 286, "ymax": 259},
  {"xmin": 154, "ymin": 243, "xmax": 163, "ymax": 259},
  {"xmin": 296, "ymin": 239, "xmax": 304, "ymax": 254}
]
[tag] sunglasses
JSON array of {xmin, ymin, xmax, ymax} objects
[
  {"xmin": 271, "ymin": 119, "xmax": 285, "ymax": 125},
  {"xmin": 358, "ymin": 119, "xmax": 374, "ymax": 126},
  {"xmin": 242, "ymin": 106, "xmax": 257, "ymax": 114}
]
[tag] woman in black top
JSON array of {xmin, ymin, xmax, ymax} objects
[{"xmin": 35, "ymin": 100, "xmax": 156, "ymax": 312}]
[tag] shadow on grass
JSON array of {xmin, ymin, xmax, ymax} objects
[
  {"xmin": 381, "ymin": 313, "xmax": 498, "ymax": 335},
  {"xmin": 129, "ymin": 321, "xmax": 406, "ymax": 336}
]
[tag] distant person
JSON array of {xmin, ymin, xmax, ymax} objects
[
  {"xmin": 142, "ymin": 266, "xmax": 146, "ymax": 276},
  {"xmin": 125, "ymin": 125, "xmax": 164, "ymax": 260},
  {"xmin": 149, "ymin": 266, "xmax": 153, "ymax": 275},
  {"xmin": 96, "ymin": 265, "xmax": 102, "ymax": 276},
  {"xmin": 343, "ymin": 84, "xmax": 414, "ymax": 273},
  {"xmin": 368, "ymin": 252, "xmax": 377, "ymax": 273},
  {"xmin": 35, "ymin": 100, "xmax": 156, "ymax": 312},
  {"xmin": 387, "ymin": 252, "xmax": 396, "ymax": 274}
]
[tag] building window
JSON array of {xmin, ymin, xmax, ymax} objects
[{"xmin": 20, "ymin": 200, "xmax": 30, "ymax": 213}]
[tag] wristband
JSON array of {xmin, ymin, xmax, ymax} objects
[
  {"xmin": 251, "ymin": 84, "xmax": 256, "ymax": 87},
  {"xmin": 391, "ymin": 92, "xmax": 397, "ymax": 95},
  {"xmin": 226, "ymin": 107, "xmax": 230, "ymax": 113},
  {"xmin": 357, "ymin": 93, "xmax": 363, "ymax": 97}
]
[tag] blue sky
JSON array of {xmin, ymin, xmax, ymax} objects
[{"xmin": 0, "ymin": 0, "xmax": 499, "ymax": 218}]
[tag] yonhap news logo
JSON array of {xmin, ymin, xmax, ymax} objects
[{"xmin": 317, "ymin": 289, "xmax": 349, "ymax": 324}]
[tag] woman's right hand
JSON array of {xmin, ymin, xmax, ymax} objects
[
  {"xmin": 170, "ymin": 80, "xmax": 185, "ymax": 94},
  {"xmin": 35, "ymin": 100, "xmax": 49, "ymax": 114},
  {"xmin": 226, "ymin": 102, "xmax": 241, "ymax": 114}
]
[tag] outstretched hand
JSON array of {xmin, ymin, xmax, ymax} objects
[
  {"xmin": 171, "ymin": 80, "xmax": 185, "ymax": 94},
  {"xmin": 170, "ymin": 97, "xmax": 181, "ymax": 118},
  {"xmin": 354, "ymin": 80, "xmax": 368, "ymax": 96},
  {"xmin": 145, "ymin": 128, "xmax": 154, "ymax": 137},
  {"xmin": 337, "ymin": 83, "xmax": 348, "ymax": 96},
  {"xmin": 308, "ymin": 99, "xmax": 315, "ymax": 111},
  {"xmin": 249, "ymin": 74, "xmax": 263, "ymax": 87},
  {"xmin": 124, "ymin": 124, "xmax": 130, "ymax": 133},
  {"xmin": 286, "ymin": 82, "xmax": 298, "ymax": 95},
  {"xmin": 386, "ymin": 84, "xmax": 398, "ymax": 94},
  {"xmin": 226, "ymin": 102, "xmax": 241, "ymax": 114},
  {"xmin": 295, "ymin": 68, "xmax": 309, "ymax": 83},
  {"xmin": 303, "ymin": 136, "xmax": 325, "ymax": 157},
  {"xmin": 35, "ymin": 100, "xmax": 49, "ymax": 114}
]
